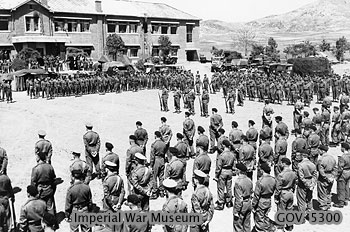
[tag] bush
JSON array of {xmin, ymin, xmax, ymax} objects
[
  {"xmin": 135, "ymin": 59, "xmax": 146, "ymax": 71},
  {"xmin": 287, "ymin": 57, "xmax": 331, "ymax": 76},
  {"xmin": 11, "ymin": 58, "xmax": 27, "ymax": 71}
]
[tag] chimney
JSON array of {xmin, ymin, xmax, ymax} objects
[{"xmin": 95, "ymin": 0, "xmax": 102, "ymax": 13}]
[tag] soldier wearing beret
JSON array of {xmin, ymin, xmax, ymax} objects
[
  {"xmin": 257, "ymin": 133, "xmax": 273, "ymax": 180},
  {"xmin": 296, "ymin": 150, "xmax": 317, "ymax": 221},
  {"xmin": 162, "ymin": 178, "xmax": 188, "ymax": 232},
  {"xmin": 229, "ymin": 121, "xmax": 243, "ymax": 153},
  {"xmin": 150, "ymin": 131, "xmax": 167, "ymax": 199},
  {"xmin": 262, "ymin": 100, "xmax": 274, "ymax": 129},
  {"xmin": 214, "ymin": 139, "xmax": 235, "ymax": 210},
  {"xmin": 31, "ymin": 152, "xmax": 56, "ymax": 215},
  {"xmin": 321, "ymin": 104, "xmax": 332, "ymax": 146},
  {"xmin": 246, "ymin": 120, "xmax": 258, "ymax": 151},
  {"xmin": 19, "ymin": 185, "xmax": 47, "ymax": 232},
  {"xmin": 174, "ymin": 133, "xmax": 189, "ymax": 184},
  {"xmin": 196, "ymin": 126, "xmax": 209, "ymax": 153},
  {"xmin": 209, "ymin": 108, "xmax": 223, "ymax": 154},
  {"xmin": 173, "ymin": 87, "xmax": 182, "ymax": 114},
  {"xmin": 164, "ymin": 147, "xmax": 186, "ymax": 195},
  {"xmin": 316, "ymin": 147, "xmax": 337, "ymax": 211},
  {"xmin": 126, "ymin": 135, "xmax": 143, "ymax": 177},
  {"xmin": 35, "ymin": 130, "xmax": 53, "ymax": 164},
  {"xmin": 183, "ymin": 112, "xmax": 196, "ymax": 157},
  {"xmin": 65, "ymin": 169, "xmax": 92, "ymax": 232},
  {"xmin": 275, "ymin": 158, "xmax": 297, "ymax": 231},
  {"xmin": 101, "ymin": 142, "xmax": 120, "ymax": 179},
  {"xmin": 190, "ymin": 170, "xmax": 214, "ymax": 232},
  {"xmin": 331, "ymin": 106, "xmax": 341, "ymax": 146},
  {"xmin": 129, "ymin": 153, "xmax": 153, "ymax": 211},
  {"xmin": 238, "ymin": 135, "xmax": 256, "ymax": 180},
  {"xmin": 307, "ymin": 125, "xmax": 321, "ymax": 165},
  {"xmin": 291, "ymin": 129, "xmax": 307, "ymax": 172},
  {"xmin": 334, "ymin": 143, "xmax": 350, "ymax": 208},
  {"xmin": 274, "ymin": 129, "xmax": 288, "ymax": 177},
  {"xmin": 193, "ymin": 136, "xmax": 211, "ymax": 188},
  {"xmin": 233, "ymin": 163, "xmax": 253, "ymax": 232},
  {"xmin": 83, "ymin": 123, "xmax": 101, "ymax": 179},
  {"xmin": 275, "ymin": 116, "xmax": 289, "ymax": 143},
  {"xmin": 70, "ymin": 151, "xmax": 91, "ymax": 185},
  {"xmin": 217, "ymin": 128, "xmax": 229, "ymax": 155},
  {"xmin": 252, "ymin": 163, "xmax": 276, "ymax": 232},
  {"xmin": 159, "ymin": 117, "xmax": 173, "ymax": 154},
  {"xmin": 134, "ymin": 121, "xmax": 149, "ymax": 155}
]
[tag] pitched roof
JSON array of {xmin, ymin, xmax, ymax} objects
[{"xmin": 0, "ymin": 0, "xmax": 199, "ymax": 20}]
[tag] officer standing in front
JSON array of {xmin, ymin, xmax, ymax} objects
[{"xmin": 83, "ymin": 122, "xmax": 101, "ymax": 179}]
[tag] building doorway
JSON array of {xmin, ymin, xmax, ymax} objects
[{"xmin": 186, "ymin": 50, "xmax": 198, "ymax": 61}]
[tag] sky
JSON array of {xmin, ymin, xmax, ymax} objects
[{"xmin": 139, "ymin": 0, "xmax": 316, "ymax": 22}]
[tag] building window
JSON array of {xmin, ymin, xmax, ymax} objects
[
  {"xmin": 26, "ymin": 16, "xmax": 40, "ymax": 32},
  {"xmin": 129, "ymin": 23, "xmax": 137, "ymax": 33},
  {"xmin": 171, "ymin": 48, "xmax": 178, "ymax": 56},
  {"xmin": 130, "ymin": 48, "xmax": 138, "ymax": 57},
  {"xmin": 152, "ymin": 47, "xmax": 159, "ymax": 56},
  {"xmin": 54, "ymin": 19, "xmax": 64, "ymax": 32},
  {"xmin": 161, "ymin": 26, "xmax": 168, "ymax": 34},
  {"xmin": 80, "ymin": 21, "xmax": 90, "ymax": 32},
  {"xmin": 107, "ymin": 23, "xmax": 116, "ymax": 33},
  {"xmin": 152, "ymin": 25, "xmax": 159, "ymax": 34},
  {"xmin": 170, "ymin": 26, "xmax": 177, "ymax": 34},
  {"xmin": 119, "ymin": 24, "xmax": 127, "ymax": 33},
  {"xmin": 0, "ymin": 18, "xmax": 8, "ymax": 31},
  {"xmin": 186, "ymin": 25, "xmax": 193, "ymax": 43},
  {"xmin": 67, "ymin": 21, "xmax": 78, "ymax": 32}
]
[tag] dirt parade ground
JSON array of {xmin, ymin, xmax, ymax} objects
[{"xmin": 1, "ymin": 64, "xmax": 350, "ymax": 232}]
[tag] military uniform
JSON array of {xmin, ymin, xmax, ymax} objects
[
  {"xmin": 174, "ymin": 140, "xmax": 189, "ymax": 181},
  {"xmin": 70, "ymin": 157, "xmax": 91, "ymax": 185},
  {"xmin": 150, "ymin": 138, "xmax": 167, "ymax": 196},
  {"xmin": 129, "ymin": 163, "xmax": 153, "ymax": 211},
  {"xmin": 238, "ymin": 143, "xmax": 256, "ymax": 180},
  {"xmin": 83, "ymin": 129, "xmax": 101, "ymax": 176},
  {"xmin": 317, "ymin": 153, "xmax": 337, "ymax": 210},
  {"xmin": 0, "ymin": 147, "xmax": 8, "ymax": 175},
  {"xmin": 101, "ymin": 151, "xmax": 120, "ymax": 178},
  {"xmin": 164, "ymin": 156, "xmax": 186, "ymax": 193},
  {"xmin": 229, "ymin": 128, "xmax": 243, "ymax": 152},
  {"xmin": 209, "ymin": 113, "xmax": 223, "ymax": 152},
  {"xmin": 291, "ymin": 136, "xmax": 307, "ymax": 172},
  {"xmin": 196, "ymin": 134, "xmax": 210, "ymax": 153},
  {"xmin": 336, "ymin": 151, "xmax": 350, "ymax": 206},
  {"xmin": 103, "ymin": 172, "xmax": 125, "ymax": 212},
  {"xmin": 183, "ymin": 117, "xmax": 195, "ymax": 156},
  {"xmin": 125, "ymin": 144, "xmax": 143, "ymax": 176},
  {"xmin": 215, "ymin": 150, "xmax": 235, "ymax": 205},
  {"xmin": 228, "ymin": 90, "xmax": 236, "ymax": 114},
  {"xmin": 233, "ymin": 174, "xmax": 253, "ymax": 232},
  {"xmin": 173, "ymin": 89, "xmax": 181, "ymax": 113},
  {"xmin": 163, "ymin": 195, "xmax": 188, "ymax": 232},
  {"xmin": 159, "ymin": 123, "xmax": 173, "ymax": 153},
  {"xmin": 134, "ymin": 127, "xmax": 148, "ymax": 154},
  {"xmin": 252, "ymin": 173, "xmax": 276, "ymax": 232},
  {"xmin": 193, "ymin": 152, "xmax": 211, "ymax": 187},
  {"xmin": 0, "ymin": 174, "xmax": 14, "ymax": 232},
  {"xmin": 31, "ymin": 160, "xmax": 56, "ymax": 215},
  {"xmin": 202, "ymin": 91, "xmax": 210, "ymax": 117},
  {"xmin": 65, "ymin": 180, "xmax": 92, "ymax": 232},
  {"xmin": 18, "ymin": 197, "xmax": 47, "ymax": 232},
  {"xmin": 190, "ymin": 185, "xmax": 214, "ymax": 232},
  {"xmin": 35, "ymin": 138, "xmax": 53, "ymax": 164},
  {"xmin": 274, "ymin": 136, "xmax": 288, "ymax": 177},
  {"xmin": 297, "ymin": 158, "xmax": 317, "ymax": 217},
  {"xmin": 246, "ymin": 127, "xmax": 258, "ymax": 151},
  {"xmin": 307, "ymin": 131, "xmax": 321, "ymax": 165},
  {"xmin": 275, "ymin": 167, "xmax": 297, "ymax": 231},
  {"xmin": 257, "ymin": 141, "xmax": 273, "ymax": 178}
]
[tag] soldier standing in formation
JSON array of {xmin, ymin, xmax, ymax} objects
[
  {"xmin": 35, "ymin": 130, "xmax": 53, "ymax": 164},
  {"xmin": 183, "ymin": 112, "xmax": 196, "ymax": 157},
  {"xmin": 334, "ymin": 142, "xmax": 350, "ymax": 208},
  {"xmin": 209, "ymin": 108, "xmax": 223, "ymax": 154},
  {"xmin": 162, "ymin": 178, "xmax": 188, "ymax": 232},
  {"xmin": 173, "ymin": 87, "xmax": 182, "ymax": 113},
  {"xmin": 70, "ymin": 151, "xmax": 91, "ymax": 185},
  {"xmin": 164, "ymin": 147, "xmax": 186, "ymax": 196},
  {"xmin": 134, "ymin": 121, "xmax": 149, "ymax": 155},
  {"xmin": 101, "ymin": 142, "xmax": 120, "ymax": 179},
  {"xmin": 201, "ymin": 90, "xmax": 210, "ymax": 117},
  {"xmin": 238, "ymin": 136, "xmax": 256, "ymax": 180},
  {"xmin": 150, "ymin": 131, "xmax": 167, "ymax": 199},
  {"xmin": 83, "ymin": 123, "xmax": 101, "ymax": 179},
  {"xmin": 159, "ymin": 117, "xmax": 173, "ymax": 154},
  {"xmin": 190, "ymin": 170, "xmax": 214, "ymax": 232},
  {"xmin": 233, "ymin": 163, "xmax": 253, "ymax": 232},
  {"xmin": 129, "ymin": 153, "xmax": 152, "ymax": 211}
]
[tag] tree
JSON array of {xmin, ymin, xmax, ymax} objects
[
  {"xmin": 319, "ymin": 39, "xmax": 331, "ymax": 52},
  {"xmin": 233, "ymin": 26, "xmax": 256, "ymax": 56},
  {"xmin": 211, "ymin": 46, "xmax": 223, "ymax": 56},
  {"xmin": 335, "ymin": 36, "xmax": 348, "ymax": 61},
  {"xmin": 265, "ymin": 37, "xmax": 280, "ymax": 61},
  {"xmin": 106, "ymin": 34, "xmax": 125, "ymax": 60},
  {"xmin": 158, "ymin": 35, "xmax": 172, "ymax": 61},
  {"xmin": 18, "ymin": 47, "xmax": 41, "ymax": 65},
  {"xmin": 250, "ymin": 44, "xmax": 265, "ymax": 59}
]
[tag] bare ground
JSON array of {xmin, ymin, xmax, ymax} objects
[{"xmin": 1, "ymin": 63, "xmax": 350, "ymax": 231}]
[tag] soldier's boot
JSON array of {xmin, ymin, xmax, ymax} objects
[{"xmin": 214, "ymin": 202, "xmax": 224, "ymax": 210}]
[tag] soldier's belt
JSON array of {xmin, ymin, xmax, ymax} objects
[{"xmin": 260, "ymin": 193, "xmax": 273, "ymax": 199}]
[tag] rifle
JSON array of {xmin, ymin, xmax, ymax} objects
[
  {"xmin": 199, "ymin": 95, "xmax": 203, "ymax": 116},
  {"xmin": 9, "ymin": 198, "xmax": 16, "ymax": 231},
  {"xmin": 158, "ymin": 92, "xmax": 163, "ymax": 111}
]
